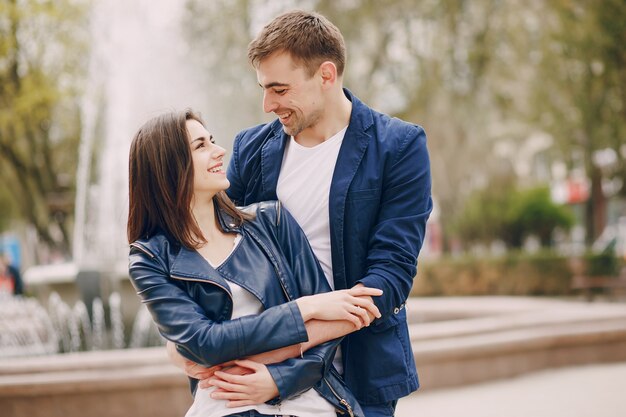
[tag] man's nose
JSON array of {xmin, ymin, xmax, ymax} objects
[{"xmin": 263, "ymin": 91, "xmax": 277, "ymax": 113}]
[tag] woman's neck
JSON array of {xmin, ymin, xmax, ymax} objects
[
  {"xmin": 191, "ymin": 196, "xmax": 236, "ymax": 265},
  {"xmin": 192, "ymin": 196, "xmax": 220, "ymax": 240}
]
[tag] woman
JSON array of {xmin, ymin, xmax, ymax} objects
[{"xmin": 127, "ymin": 110, "xmax": 381, "ymax": 417}]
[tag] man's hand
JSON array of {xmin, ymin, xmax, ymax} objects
[
  {"xmin": 205, "ymin": 360, "xmax": 279, "ymax": 407},
  {"xmin": 166, "ymin": 340, "xmax": 225, "ymax": 380},
  {"xmin": 183, "ymin": 360, "xmax": 225, "ymax": 381},
  {"xmin": 296, "ymin": 286, "xmax": 382, "ymax": 328}
]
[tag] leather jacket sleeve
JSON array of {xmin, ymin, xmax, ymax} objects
[
  {"xmin": 266, "ymin": 338, "xmax": 339, "ymax": 401},
  {"xmin": 357, "ymin": 124, "xmax": 432, "ymax": 325},
  {"xmin": 128, "ymin": 247, "xmax": 309, "ymax": 366}
]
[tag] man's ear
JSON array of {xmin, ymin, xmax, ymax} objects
[{"xmin": 319, "ymin": 61, "xmax": 338, "ymax": 88}]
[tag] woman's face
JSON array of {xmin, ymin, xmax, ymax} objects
[{"xmin": 186, "ymin": 119, "xmax": 230, "ymax": 197}]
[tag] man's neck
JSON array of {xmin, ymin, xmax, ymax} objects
[{"xmin": 294, "ymin": 89, "xmax": 352, "ymax": 147}]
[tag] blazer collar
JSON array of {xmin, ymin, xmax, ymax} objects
[
  {"xmin": 260, "ymin": 121, "xmax": 288, "ymax": 197},
  {"xmin": 343, "ymin": 88, "xmax": 374, "ymax": 134}
]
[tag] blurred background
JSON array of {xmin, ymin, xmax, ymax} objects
[
  {"xmin": 1, "ymin": 0, "xmax": 625, "ymax": 274},
  {"xmin": 0, "ymin": 0, "xmax": 625, "ymax": 416}
]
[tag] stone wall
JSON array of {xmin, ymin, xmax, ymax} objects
[{"xmin": 2, "ymin": 297, "xmax": 626, "ymax": 416}]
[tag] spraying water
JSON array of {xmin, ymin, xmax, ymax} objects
[{"xmin": 73, "ymin": 0, "xmax": 214, "ymax": 274}]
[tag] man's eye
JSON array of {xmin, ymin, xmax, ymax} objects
[{"xmin": 275, "ymin": 89, "xmax": 286, "ymax": 95}]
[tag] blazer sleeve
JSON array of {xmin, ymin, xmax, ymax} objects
[
  {"xmin": 128, "ymin": 246, "xmax": 309, "ymax": 367},
  {"xmin": 357, "ymin": 124, "xmax": 433, "ymax": 325},
  {"xmin": 225, "ymin": 131, "xmax": 245, "ymax": 206}
]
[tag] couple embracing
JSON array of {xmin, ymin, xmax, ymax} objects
[{"xmin": 128, "ymin": 10, "xmax": 432, "ymax": 417}]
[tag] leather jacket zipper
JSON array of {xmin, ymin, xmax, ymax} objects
[
  {"xmin": 324, "ymin": 377, "xmax": 354, "ymax": 417},
  {"xmin": 245, "ymin": 217, "xmax": 355, "ymax": 416},
  {"xmin": 245, "ymin": 229, "xmax": 291, "ymax": 302}
]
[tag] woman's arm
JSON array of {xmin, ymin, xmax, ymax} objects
[
  {"xmin": 168, "ymin": 311, "xmax": 372, "ymax": 381},
  {"xmin": 158, "ymin": 202, "xmax": 382, "ymax": 402},
  {"xmin": 201, "ymin": 204, "xmax": 383, "ymax": 403},
  {"xmin": 130, "ymin": 245, "xmax": 379, "ymax": 369},
  {"xmin": 129, "ymin": 247, "xmax": 307, "ymax": 367},
  {"xmin": 203, "ymin": 315, "xmax": 374, "ymax": 407}
]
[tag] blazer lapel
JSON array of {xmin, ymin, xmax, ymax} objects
[
  {"xmin": 328, "ymin": 89, "xmax": 373, "ymax": 289},
  {"xmin": 260, "ymin": 122, "xmax": 288, "ymax": 201}
]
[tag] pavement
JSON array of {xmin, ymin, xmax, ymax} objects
[{"xmin": 396, "ymin": 361, "xmax": 626, "ymax": 417}]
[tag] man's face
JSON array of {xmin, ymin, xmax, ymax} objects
[{"xmin": 256, "ymin": 52, "xmax": 323, "ymax": 137}]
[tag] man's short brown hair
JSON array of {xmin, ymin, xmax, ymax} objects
[{"xmin": 248, "ymin": 10, "xmax": 346, "ymax": 77}]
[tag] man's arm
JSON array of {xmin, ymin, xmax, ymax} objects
[
  {"xmin": 357, "ymin": 125, "xmax": 432, "ymax": 323},
  {"xmin": 131, "ymin": 243, "xmax": 378, "ymax": 368}
]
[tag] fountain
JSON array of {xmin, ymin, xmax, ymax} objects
[
  {"xmin": 0, "ymin": 292, "xmax": 163, "ymax": 359},
  {"xmin": 4, "ymin": 2, "xmax": 626, "ymax": 417},
  {"xmin": 23, "ymin": 0, "xmax": 219, "ymax": 333},
  {"xmin": 0, "ymin": 295, "xmax": 57, "ymax": 358},
  {"xmin": 1, "ymin": 3, "xmax": 216, "ymax": 414}
]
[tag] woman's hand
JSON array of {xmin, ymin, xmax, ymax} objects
[
  {"xmin": 296, "ymin": 286, "xmax": 383, "ymax": 328},
  {"xmin": 205, "ymin": 360, "xmax": 279, "ymax": 407}
]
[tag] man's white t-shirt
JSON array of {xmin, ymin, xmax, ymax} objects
[
  {"xmin": 276, "ymin": 127, "xmax": 347, "ymax": 288},
  {"xmin": 276, "ymin": 126, "xmax": 348, "ymax": 373}
]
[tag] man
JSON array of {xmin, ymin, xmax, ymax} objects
[{"xmin": 225, "ymin": 10, "xmax": 432, "ymax": 416}]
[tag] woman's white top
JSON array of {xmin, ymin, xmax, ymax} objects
[{"xmin": 184, "ymin": 234, "xmax": 335, "ymax": 417}]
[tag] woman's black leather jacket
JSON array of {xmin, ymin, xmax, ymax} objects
[{"xmin": 128, "ymin": 201, "xmax": 362, "ymax": 416}]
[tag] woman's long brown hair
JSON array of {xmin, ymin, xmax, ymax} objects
[{"xmin": 127, "ymin": 109, "xmax": 249, "ymax": 248}]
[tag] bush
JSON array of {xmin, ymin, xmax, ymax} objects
[
  {"xmin": 411, "ymin": 251, "xmax": 622, "ymax": 296},
  {"xmin": 504, "ymin": 187, "xmax": 575, "ymax": 247},
  {"xmin": 452, "ymin": 184, "xmax": 575, "ymax": 249}
]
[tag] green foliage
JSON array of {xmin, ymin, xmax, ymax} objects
[
  {"xmin": 0, "ymin": 185, "xmax": 17, "ymax": 232},
  {"xmin": 533, "ymin": 0, "xmax": 626, "ymax": 242},
  {"xmin": 586, "ymin": 249, "xmax": 621, "ymax": 276},
  {"xmin": 454, "ymin": 184, "xmax": 575, "ymax": 248},
  {"xmin": 504, "ymin": 187, "xmax": 576, "ymax": 247},
  {"xmin": 452, "ymin": 177, "xmax": 516, "ymax": 246},
  {"xmin": 0, "ymin": 0, "xmax": 88, "ymax": 255},
  {"xmin": 184, "ymin": 0, "xmax": 624, "ymax": 250}
]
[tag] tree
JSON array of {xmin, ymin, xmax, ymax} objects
[
  {"xmin": 0, "ymin": 0, "xmax": 88, "ymax": 258},
  {"xmin": 532, "ymin": 0, "xmax": 626, "ymax": 245},
  {"xmin": 183, "ymin": 0, "xmax": 623, "ymax": 250},
  {"xmin": 183, "ymin": 0, "xmax": 544, "ymax": 248}
]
